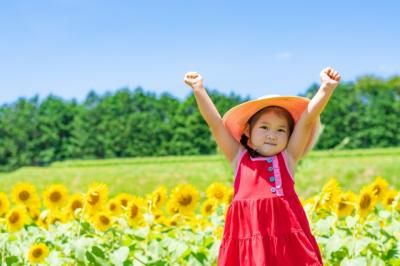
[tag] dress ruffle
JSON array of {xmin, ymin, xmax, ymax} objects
[{"xmin": 218, "ymin": 196, "xmax": 322, "ymax": 266}]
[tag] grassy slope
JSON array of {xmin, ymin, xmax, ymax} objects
[{"xmin": 0, "ymin": 148, "xmax": 398, "ymax": 199}]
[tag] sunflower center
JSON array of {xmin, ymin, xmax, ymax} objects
[
  {"xmin": 205, "ymin": 204, "xmax": 213, "ymax": 212},
  {"xmin": 338, "ymin": 201, "xmax": 347, "ymax": 210},
  {"xmin": 360, "ymin": 195, "xmax": 371, "ymax": 209},
  {"xmin": 88, "ymin": 192, "xmax": 100, "ymax": 205},
  {"xmin": 215, "ymin": 191, "xmax": 224, "ymax": 199},
  {"xmin": 51, "ymin": 217, "xmax": 61, "ymax": 224},
  {"xmin": 9, "ymin": 212, "xmax": 20, "ymax": 224},
  {"xmin": 155, "ymin": 194, "xmax": 161, "ymax": 204},
  {"xmin": 33, "ymin": 248, "xmax": 43, "ymax": 258},
  {"xmin": 387, "ymin": 198, "xmax": 394, "ymax": 205},
  {"xmin": 109, "ymin": 203, "xmax": 116, "ymax": 211},
  {"xmin": 71, "ymin": 200, "xmax": 83, "ymax": 211},
  {"xmin": 373, "ymin": 186, "xmax": 381, "ymax": 196},
  {"xmin": 121, "ymin": 199, "xmax": 128, "ymax": 207},
  {"xmin": 130, "ymin": 204, "xmax": 138, "ymax": 218},
  {"xmin": 19, "ymin": 191, "xmax": 30, "ymax": 201},
  {"xmin": 50, "ymin": 191, "xmax": 62, "ymax": 202},
  {"xmin": 179, "ymin": 195, "xmax": 192, "ymax": 206},
  {"xmin": 100, "ymin": 215, "xmax": 110, "ymax": 225}
]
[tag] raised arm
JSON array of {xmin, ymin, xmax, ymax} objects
[
  {"xmin": 184, "ymin": 72, "xmax": 240, "ymax": 163},
  {"xmin": 286, "ymin": 67, "xmax": 341, "ymax": 162}
]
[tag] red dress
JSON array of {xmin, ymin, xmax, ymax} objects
[{"xmin": 218, "ymin": 149, "xmax": 323, "ymax": 266}]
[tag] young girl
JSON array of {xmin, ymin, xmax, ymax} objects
[{"xmin": 184, "ymin": 67, "xmax": 340, "ymax": 265}]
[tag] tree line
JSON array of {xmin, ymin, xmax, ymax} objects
[{"xmin": 0, "ymin": 75, "xmax": 399, "ymax": 171}]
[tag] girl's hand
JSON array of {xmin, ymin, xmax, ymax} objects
[
  {"xmin": 184, "ymin": 72, "xmax": 204, "ymax": 91},
  {"xmin": 320, "ymin": 67, "xmax": 341, "ymax": 89}
]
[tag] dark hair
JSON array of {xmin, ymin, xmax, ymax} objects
[{"xmin": 240, "ymin": 106, "xmax": 295, "ymax": 157}]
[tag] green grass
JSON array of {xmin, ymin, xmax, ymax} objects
[{"xmin": 0, "ymin": 148, "xmax": 399, "ymax": 199}]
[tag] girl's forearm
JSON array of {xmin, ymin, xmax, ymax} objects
[
  {"xmin": 304, "ymin": 84, "xmax": 336, "ymax": 124},
  {"xmin": 193, "ymin": 88, "xmax": 223, "ymax": 128}
]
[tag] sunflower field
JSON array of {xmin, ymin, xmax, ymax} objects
[{"xmin": 0, "ymin": 176, "xmax": 399, "ymax": 265}]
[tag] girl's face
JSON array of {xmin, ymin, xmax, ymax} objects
[{"xmin": 247, "ymin": 111, "xmax": 290, "ymax": 156}]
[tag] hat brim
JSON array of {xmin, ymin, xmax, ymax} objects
[{"xmin": 222, "ymin": 95, "xmax": 321, "ymax": 156}]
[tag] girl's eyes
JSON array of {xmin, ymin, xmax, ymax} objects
[{"xmin": 260, "ymin": 126, "xmax": 286, "ymax": 133}]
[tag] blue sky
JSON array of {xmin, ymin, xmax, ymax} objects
[{"xmin": 0, "ymin": 0, "xmax": 399, "ymax": 104}]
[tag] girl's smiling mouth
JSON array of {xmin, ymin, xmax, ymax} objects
[{"xmin": 264, "ymin": 142, "xmax": 277, "ymax": 146}]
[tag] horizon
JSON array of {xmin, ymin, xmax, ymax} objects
[{"xmin": 0, "ymin": 71, "xmax": 398, "ymax": 106}]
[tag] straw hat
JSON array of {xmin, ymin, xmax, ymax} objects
[{"xmin": 222, "ymin": 95, "xmax": 321, "ymax": 156}]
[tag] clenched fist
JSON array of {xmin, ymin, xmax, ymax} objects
[
  {"xmin": 320, "ymin": 67, "xmax": 341, "ymax": 89},
  {"xmin": 184, "ymin": 72, "xmax": 204, "ymax": 91}
]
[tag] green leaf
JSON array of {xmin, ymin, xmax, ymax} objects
[
  {"xmin": 6, "ymin": 256, "xmax": 18, "ymax": 266},
  {"xmin": 92, "ymin": 246, "xmax": 105, "ymax": 258},
  {"xmin": 85, "ymin": 251, "xmax": 96, "ymax": 264},
  {"xmin": 191, "ymin": 251, "xmax": 208, "ymax": 264},
  {"xmin": 128, "ymin": 244, "xmax": 137, "ymax": 251},
  {"xmin": 147, "ymin": 260, "xmax": 168, "ymax": 266}
]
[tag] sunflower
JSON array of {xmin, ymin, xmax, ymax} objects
[
  {"xmin": 150, "ymin": 208, "xmax": 168, "ymax": 226},
  {"xmin": 91, "ymin": 211, "xmax": 113, "ymax": 231},
  {"xmin": 47, "ymin": 210, "xmax": 69, "ymax": 225},
  {"xmin": 36, "ymin": 212, "xmax": 49, "ymax": 229},
  {"xmin": 66, "ymin": 193, "xmax": 85, "ymax": 218},
  {"xmin": 6, "ymin": 205, "xmax": 28, "ymax": 232},
  {"xmin": 201, "ymin": 199, "xmax": 217, "ymax": 216},
  {"xmin": 166, "ymin": 199, "xmax": 180, "ymax": 216},
  {"xmin": 42, "ymin": 184, "xmax": 68, "ymax": 210},
  {"xmin": 318, "ymin": 178, "xmax": 341, "ymax": 213},
  {"xmin": 336, "ymin": 191, "xmax": 357, "ymax": 218},
  {"xmin": 28, "ymin": 243, "xmax": 49, "ymax": 264},
  {"xmin": 171, "ymin": 184, "xmax": 200, "ymax": 215},
  {"xmin": 301, "ymin": 196, "xmax": 316, "ymax": 207},
  {"xmin": 85, "ymin": 183, "xmax": 109, "ymax": 211},
  {"xmin": 0, "ymin": 192, "xmax": 10, "ymax": 216},
  {"xmin": 151, "ymin": 209, "xmax": 166, "ymax": 224},
  {"xmin": 116, "ymin": 193, "xmax": 133, "ymax": 209},
  {"xmin": 357, "ymin": 185, "xmax": 378, "ymax": 220},
  {"xmin": 224, "ymin": 187, "xmax": 234, "ymax": 204},
  {"xmin": 189, "ymin": 216, "xmax": 211, "ymax": 231},
  {"xmin": 214, "ymin": 226, "xmax": 224, "ymax": 240},
  {"xmin": 206, "ymin": 182, "xmax": 227, "ymax": 203},
  {"xmin": 26, "ymin": 205, "xmax": 41, "ymax": 222},
  {"xmin": 148, "ymin": 186, "xmax": 168, "ymax": 210},
  {"xmin": 368, "ymin": 176, "xmax": 389, "ymax": 203},
  {"xmin": 126, "ymin": 197, "xmax": 146, "ymax": 227},
  {"xmin": 106, "ymin": 198, "xmax": 123, "ymax": 216},
  {"xmin": 167, "ymin": 214, "xmax": 184, "ymax": 227},
  {"xmin": 382, "ymin": 189, "xmax": 399, "ymax": 211},
  {"xmin": 12, "ymin": 182, "xmax": 40, "ymax": 208}
]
